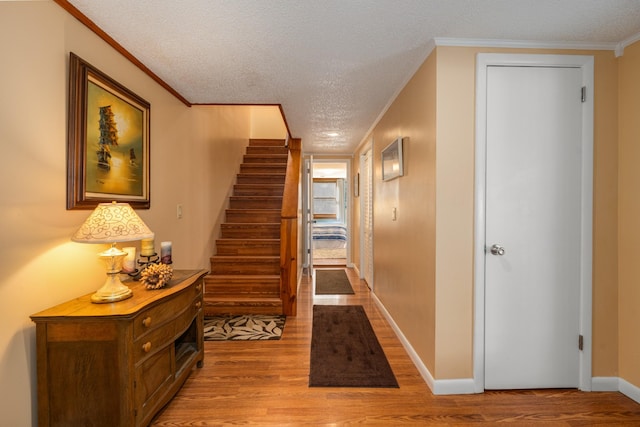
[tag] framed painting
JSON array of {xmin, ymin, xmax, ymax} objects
[
  {"xmin": 381, "ymin": 137, "xmax": 404, "ymax": 181},
  {"xmin": 67, "ymin": 52, "xmax": 150, "ymax": 210}
]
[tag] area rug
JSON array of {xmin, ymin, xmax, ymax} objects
[
  {"xmin": 315, "ymin": 269, "xmax": 354, "ymax": 295},
  {"xmin": 309, "ymin": 305, "xmax": 398, "ymax": 387},
  {"xmin": 203, "ymin": 314, "xmax": 285, "ymax": 341}
]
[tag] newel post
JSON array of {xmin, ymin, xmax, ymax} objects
[{"xmin": 280, "ymin": 138, "xmax": 301, "ymax": 316}]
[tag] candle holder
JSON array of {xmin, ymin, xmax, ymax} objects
[{"xmin": 128, "ymin": 252, "xmax": 160, "ymax": 279}]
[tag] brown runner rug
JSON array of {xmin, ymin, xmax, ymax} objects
[
  {"xmin": 315, "ymin": 269, "xmax": 355, "ymax": 295},
  {"xmin": 309, "ymin": 305, "xmax": 399, "ymax": 387}
]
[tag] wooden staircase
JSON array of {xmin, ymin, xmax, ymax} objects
[{"xmin": 204, "ymin": 139, "xmax": 289, "ymax": 316}]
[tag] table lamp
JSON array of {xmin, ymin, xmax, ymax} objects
[{"xmin": 72, "ymin": 201, "xmax": 154, "ymax": 303}]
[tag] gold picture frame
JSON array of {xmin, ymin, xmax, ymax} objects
[{"xmin": 67, "ymin": 52, "xmax": 150, "ymax": 210}]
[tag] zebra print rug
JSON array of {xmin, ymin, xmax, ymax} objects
[{"xmin": 203, "ymin": 314, "xmax": 286, "ymax": 341}]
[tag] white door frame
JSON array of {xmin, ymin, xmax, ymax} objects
[
  {"xmin": 308, "ymin": 157, "xmax": 352, "ymax": 267},
  {"xmin": 473, "ymin": 53, "xmax": 594, "ymax": 392},
  {"xmin": 359, "ymin": 143, "xmax": 374, "ymax": 288}
]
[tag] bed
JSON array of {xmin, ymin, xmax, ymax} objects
[{"xmin": 312, "ymin": 222, "xmax": 347, "ymax": 241}]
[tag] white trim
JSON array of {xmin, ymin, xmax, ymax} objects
[
  {"xmin": 474, "ymin": 53, "xmax": 594, "ymax": 393},
  {"xmin": 592, "ymin": 377, "xmax": 640, "ymax": 405},
  {"xmin": 371, "ymin": 292, "xmax": 475, "ymax": 395},
  {"xmin": 620, "ymin": 378, "xmax": 640, "ymax": 404},
  {"xmin": 435, "ymin": 37, "xmax": 617, "ymax": 52},
  {"xmin": 433, "ymin": 379, "xmax": 476, "ymax": 395},
  {"xmin": 371, "ymin": 292, "xmax": 434, "ymax": 392},
  {"xmin": 615, "ymin": 31, "xmax": 640, "ymax": 57},
  {"xmin": 356, "ymin": 39, "xmax": 436, "ymax": 152},
  {"xmin": 592, "ymin": 377, "xmax": 620, "ymax": 392}
]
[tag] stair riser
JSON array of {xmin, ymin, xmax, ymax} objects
[
  {"xmin": 204, "ymin": 285, "xmax": 280, "ymax": 297},
  {"xmin": 205, "ymin": 275, "xmax": 280, "ymax": 296},
  {"xmin": 243, "ymin": 155, "xmax": 288, "ymax": 164},
  {"xmin": 225, "ymin": 210, "xmax": 281, "ymax": 223},
  {"xmin": 216, "ymin": 241, "xmax": 280, "ymax": 256},
  {"xmin": 210, "ymin": 266, "xmax": 280, "ymax": 275},
  {"xmin": 236, "ymin": 174, "xmax": 286, "ymax": 185},
  {"xmin": 249, "ymin": 139, "xmax": 286, "ymax": 147},
  {"xmin": 233, "ymin": 185, "xmax": 284, "ymax": 196},
  {"xmin": 240, "ymin": 164, "xmax": 287, "ymax": 174},
  {"xmin": 210, "ymin": 259, "xmax": 280, "ymax": 275},
  {"xmin": 220, "ymin": 226, "xmax": 280, "ymax": 239},
  {"xmin": 204, "ymin": 303, "xmax": 283, "ymax": 317},
  {"xmin": 229, "ymin": 198, "xmax": 282, "ymax": 209},
  {"xmin": 246, "ymin": 146, "xmax": 288, "ymax": 155}
]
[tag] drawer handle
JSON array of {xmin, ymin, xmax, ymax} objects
[
  {"xmin": 195, "ymin": 283, "xmax": 202, "ymax": 292},
  {"xmin": 195, "ymin": 301, "xmax": 202, "ymax": 309},
  {"xmin": 142, "ymin": 316, "xmax": 152, "ymax": 328},
  {"xmin": 142, "ymin": 342, "xmax": 152, "ymax": 353}
]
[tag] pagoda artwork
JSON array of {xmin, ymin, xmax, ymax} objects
[{"xmin": 96, "ymin": 105, "xmax": 118, "ymax": 170}]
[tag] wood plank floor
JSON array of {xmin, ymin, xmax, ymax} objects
[{"xmin": 152, "ymin": 267, "xmax": 640, "ymax": 426}]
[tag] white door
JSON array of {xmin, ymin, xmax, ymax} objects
[
  {"xmin": 484, "ymin": 65, "xmax": 584, "ymax": 389},
  {"xmin": 361, "ymin": 149, "xmax": 374, "ymax": 288}
]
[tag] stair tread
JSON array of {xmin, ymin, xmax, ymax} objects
[
  {"xmin": 206, "ymin": 274, "xmax": 280, "ymax": 278},
  {"xmin": 234, "ymin": 184, "xmax": 284, "ymax": 187},
  {"xmin": 206, "ymin": 296, "xmax": 282, "ymax": 302},
  {"xmin": 226, "ymin": 209, "xmax": 281, "ymax": 212},
  {"xmin": 237, "ymin": 173, "xmax": 286, "ymax": 176},
  {"xmin": 216, "ymin": 238, "xmax": 280, "ymax": 242},
  {"xmin": 230, "ymin": 196, "xmax": 283, "ymax": 199},
  {"xmin": 210, "ymin": 255, "xmax": 279, "ymax": 259}
]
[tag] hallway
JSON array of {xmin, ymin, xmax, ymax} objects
[{"xmin": 152, "ymin": 268, "xmax": 640, "ymax": 425}]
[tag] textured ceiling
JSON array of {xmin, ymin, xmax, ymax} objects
[{"xmin": 66, "ymin": 0, "xmax": 640, "ymax": 154}]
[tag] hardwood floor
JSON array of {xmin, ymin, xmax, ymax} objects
[{"xmin": 152, "ymin": 267, "xmax": 640, "ymax": 426}]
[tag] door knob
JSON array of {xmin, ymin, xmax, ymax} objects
[{"xmin": 490, "ymin": 244, "xmax": 505, "ymax": 256}]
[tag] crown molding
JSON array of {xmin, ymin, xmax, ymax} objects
[
  {"xmin": 616, "ymin": 32, "xmax": 640, "ymax": 57},
  {"xmin": 434, "ymin": 37, "xmax": 617, "ymax": 52}
]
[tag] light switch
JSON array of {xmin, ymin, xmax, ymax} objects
[
  {"xmin": 392, "ymin": 207, "xmax": 397, "ymax": 221},
  {"xmin": 177, "ymin": 204, "xmax": 183, "ymax": 219}
]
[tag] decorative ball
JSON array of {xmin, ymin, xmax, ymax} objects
[{"xmin": 140, "ymin": 263, "xmax": 174, "ymax": 289}]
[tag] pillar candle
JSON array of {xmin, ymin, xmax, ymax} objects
[
  {"xmin": 141, "ymin": 238, "xmax": 155, "ymax": 256},
  {"xmin": 161, "ymin": 241, "xmax": 172, "ymax": 264},
  {"xmin": 122, "ymin": 247, "xmax": 136, "ymax": 273}
]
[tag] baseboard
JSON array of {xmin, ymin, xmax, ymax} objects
[
  {"xmin": 592, "ymin": 377, "xmax": 640, "ymax": 404},
  {"xmin": 371, "ymin": 292, "xmax": 476, "ymax": 395},
  {"xmin": 591, "ymin": 377, "xmax": 620, "ymax": 392},
  {"xmin": 370, "ymin": 293, "xmax": 640, "ymax": 400},
  {"xmin": 620, "ymin": 378, "xmax": 640, "ymax": 404}
]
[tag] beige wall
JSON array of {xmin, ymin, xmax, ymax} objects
[
  {"xmin": 363, "ymin": 51, "xmax": 438, "ymax": 374},
  {"xmin": 618, "ymin": 40, "xmax": 640, "ymax": 387},
  {"xmin": 250, "ymin": 106, "xmax": 288, "ymax": 139},
  {"xmin": 0, "ymin": 2, "xmax": 276, "ymax": 425},
  {"xmin": 355, "ymin": 45, "xmax": 621, "ymax": 382}
]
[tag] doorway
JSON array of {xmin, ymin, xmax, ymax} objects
[
  {"xmin": 474, "ymin": 54, "xmax": 594, "ymax": 392},
  {"xmin": 308, "ymin": 160, "xmax": 350, "ymax": 267}
]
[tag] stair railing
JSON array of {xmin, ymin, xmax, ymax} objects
[{"xmin": 280, "ymin": 138, "xmax": 301, "ymax": 316}]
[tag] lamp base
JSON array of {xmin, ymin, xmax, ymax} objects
[
  {"xmin": 91, "ymin": 272, "xmax": 133, "ymax": 303},
  {"xmin": 91, "ymin": 246, "xmax": 133, "ymax": 304}
]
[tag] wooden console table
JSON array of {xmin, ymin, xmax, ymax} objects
[{"xmin": 30, "ymin": 269, "xmax": 207, "ymax": 427}]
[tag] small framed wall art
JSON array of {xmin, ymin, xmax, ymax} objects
[{"xmin": 381, "ymin": 137, "xmax": 404, "ymax": 181}]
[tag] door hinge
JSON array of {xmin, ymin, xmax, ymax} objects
[
  {"xmin": 581, "ymin": 86, "xmax": 586, "ymax": 103},
  {"xmin": 307, "ymin": 249, "xmax": 311, "ymax": 254},
  {"xmin": 578, "ymin": 334, "xmax": 584, "ymax": 351}
]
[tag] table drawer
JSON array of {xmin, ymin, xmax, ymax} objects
[{"xmin": 133, "ymin": 286, "xmax": 199, "ymax": 339}]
